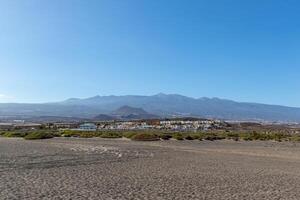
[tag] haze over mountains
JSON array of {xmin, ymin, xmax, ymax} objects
[
  {"xmin": 93, "ymin": 106, "xmax": 158, "ymax": 121},
  {"xmin": 0, "ymin": 93, "xmax": 300, "ymax": 122}
]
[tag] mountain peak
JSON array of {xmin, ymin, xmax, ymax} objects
[
  {"xmin": 110, "ymin": 105, "xmax": 158, "ymax": 120},
  {"xmin": 157, "ymin": 92, "xmax": 167, "ymax": 95},
  {"xmin": 153, "ymin": 93, "xmax": 188, "ymax": 99},
  {"xmin": 112, "ymin": 105, "xmax": 148, "ymax": 116},
  {"xmin": 63, "ymin": 98, "xmax": 80, "ymax": 102},
  {"xmin": 87, "ymin": 95, "xmax": 101, "ymax": 100}
]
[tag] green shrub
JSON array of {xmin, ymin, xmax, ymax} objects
[
  {"xmin": 203, "ymin": 134, "xmax": 225, "ymax": 141},
  {"xmin": 131, "ymin": 133, "xmax": 159, "ymax": 141},
  {"xmin": 272, "ymin": 133, "xmax": 287, "ymax": 142},
  {"xmin": 289, "ymin": 135, "xmax": 300, "ymax": 142},
  {"xmin": 250, "ymin": 131, "xmax": 267, "ymax": 140},
  {"xmin": 60, "ymin": 130, "xmax": 101, "ymax": 138},
  {"xmin": 24, "ymin": 131, "xmax": 54, "ymax": 140},
  {"xmin": 100, "ymin": 132, "xmax": 122, "ymax": 138},
  {"xmin": 123, "ymin": 132, "xmax": 137, "ymax": 139},
  {"xmin": 238, "ymin": 131, "xmax": 290, "ymax": 141},
  {"xmin": 173, "ymin": 133, "xmax": 184, "ymax": 140},
  {"xmin": 185, "ymin": 135, "xmax": 194, "ymax": 140},
  {"xmin": 189, "ymin": 133, "xmax": 201, "ymax": 140},
  {"xmin": 160, "ymin": 134, "xmax": 172, "ymax": 140},
  {"xmin": 61, "ymin": 130, "xmax": 81, "ymax": 137},
  {"xmin": 225, "ymin": 132, "xmax": 239, "ymax": 140},
  {"xmin": 2, "ymin": 131, "xmax": 27, "ymax": 138}
]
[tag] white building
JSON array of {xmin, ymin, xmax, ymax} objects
[{"xmin": 78, "ymin": 123, "xmax": 97, "ymax": 131}]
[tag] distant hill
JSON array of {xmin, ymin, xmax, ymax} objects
[
  {"xmin": 92, "ymin": 106, "xmax": 158, "ymax": 121},
  {"xmin": 112, "ymin": 105, "xmax": 148, "ymax": 116},
  {"xmin": 1, "ymin": 94, "xmax": 300, "ymax": 122},
  {"xmin": 111, "ymin": 106, "xmax": 159, "ymax": 120}
]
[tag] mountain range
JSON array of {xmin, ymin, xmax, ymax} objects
[
  {"xmin": 0, "ymin": 93, "xmax": 300, "ymax": 122},
  {"xmin": 93, "ymin": 105, "xmax": 158, "ymax": 121}
]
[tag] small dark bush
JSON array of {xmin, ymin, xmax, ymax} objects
[
  {"xmin": 173, "ymin": 133, "xmax": 184, "ymax": 140},
  {"xmin": 243, "ymin": 137, "xmax": 253, "ymax": 141},
  {"xmin": 272, "ymin": 133, "xmax": 286, "ymax": 142},
  {"xmin": 100, "ymin": 132, "xmax": 122, "ymax": 138},
  {"xmin": 225, "ymin": 132, "xmax": 239, "ymax": 140},
  {"xmin": 60, "ymin": 130, "xmax": 102, "ymax": 138},
  {"xmin": 160, "ymin": 134, "xmax": 172, "ymax": 140},
  {"xmin": 204, "ymin": 135, "xmax": 225, "ymax": 141},
  {"xmin": 61, "ymin": 130, "xmax": 81, "ymax": 137},
  {"xmin": 185, "ymin": 135, "xmax": 194, "ymax": 140},
  {"xmin": 24, "ymin": 131, "xmax": 54, "ymax": 140},
  {"xmin": 131, "ymin": 133, "xmax": 159, "ymax": 141},
  {"xmin": 123, "ymin": 132, "xmax": 137, "ymax": 139},
  {"xmin": 289, "ymin": 135, "xmax": 300, "ymax": 142},
  {"xmin": 190, "ymin": 134, "xmax": 200, "ymax": 140}
]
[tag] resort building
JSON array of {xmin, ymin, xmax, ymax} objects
[{"xmin": 78, "ymin": 123, "xmax": 97, "ymax": 131}]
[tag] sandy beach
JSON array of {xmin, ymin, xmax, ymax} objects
[{"xmin": 1, "ymin": 137, "xmax": 300, "ymax": 200}]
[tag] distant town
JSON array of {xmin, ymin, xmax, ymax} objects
[
  {"xmin": 0, "ymin": 118, "xmax": 227, "ymax": 132},
  {"xmin": 1, "ymin": 117, "xmax": 300, "ymax": 136}
]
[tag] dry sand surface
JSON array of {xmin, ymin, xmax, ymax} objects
[{"xmin": 1, "ymin": 137, "xmax": 300, "ymax": 200}]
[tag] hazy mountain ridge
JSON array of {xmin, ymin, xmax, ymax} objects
[
  {"xmin": 93, "ymin": 106, "xmax": 159, "ymax": 121},
  {"xmin": 111, "ymin": 106, "xmax": 159, "ymax": 120},
  {"xmin": 112, "ymin": 105, "xmax": 149, "ymax": 116},
  {"xmin": 1, "ymin": 94, "xmax": 300, "ymax": 122}
]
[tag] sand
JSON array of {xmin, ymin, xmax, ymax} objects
[{"xmin": 1, "ymin": 137, "xmax": 300, "ymax": 200}]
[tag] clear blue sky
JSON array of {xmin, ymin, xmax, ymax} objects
[{"xmin": 0, "ymin": 0, "xmax": 299, "ymax": 106}]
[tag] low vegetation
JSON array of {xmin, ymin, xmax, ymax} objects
[
  {"xmin": 0, "ymin": 130, "xmax": 59, "ymax": 140},
  {"xmin": 160, "ymin": 134, "xmax": 172, "ymax": 140},
  {"xmin": 123, "ymin": 131, "xmax": 138, "ymax": 139},
  {"xmin": 173, "ymin": 133, "xmax": 184, "ymax": 140},
  {"xmin": 100, "ymin": 132, "xmax": 122, "ymax": 138},
  {"xmin": 1, "ymin": 129, "xmax": 300, "ymax": 142},
  {"xmin": 1, "ymin": 131, "xmax": 28, "ymax": 138},
  {"xmin": 24, "ymin": 131, "xmax": 55, "ymax": 140},
  {"xmin": 131, "ymin": 133, "xmax": 160, "ymax": 141}
]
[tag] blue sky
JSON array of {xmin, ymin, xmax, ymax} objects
[{"xmin": 0, "ymin": 0, "xmax": 299, "ymax": 106}]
